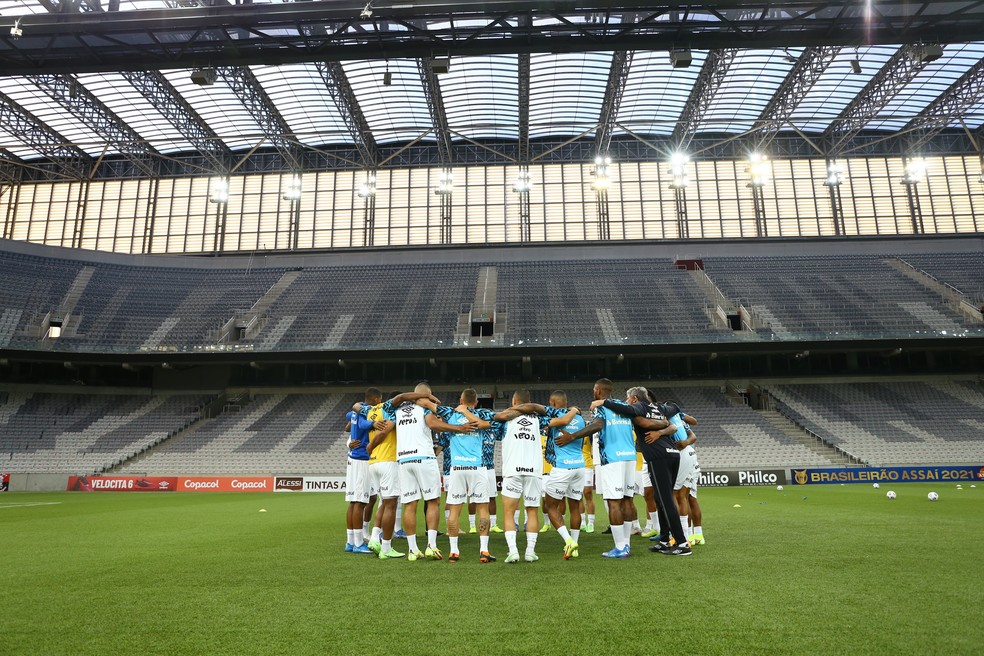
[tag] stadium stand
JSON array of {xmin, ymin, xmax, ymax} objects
[
  {"xmin": 902, "ymin": 253, "xmax": 984, "ymax": 306},
  {"xmin": 701, "ymin": 256, "xmax": 983, "ymax": 340},
  {"xmin": 3, "ymin": 245, "xmax": 982, "ymax": 353},
  {"xmin": 766, "ymin": 380, "xmax": 984, "ymax": 466},
  {"xmin": 495, "ymin": 260, "xmax": 730, "ymax": 344},
  {"xmin": 0, "ymin": 391, "xmax": 207, "ymax": 474},
  {"xmin": 114, "ymin": 392, "xmax": 357, "ymax": 475}
]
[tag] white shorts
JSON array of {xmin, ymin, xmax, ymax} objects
[
  {"xmin": 635, "ymin": 461, "xmax": 650, "ymax": 495},
  {"xmin": 545, "ymin": 468, "xmax": 585, "ymax": 501},
  {"xmin": 501, "ymin": 475, "xmax": 543, "ymax": 507},
  {"xmin": 485, "ymin": 468, "xmax": 498, "ymax": 496},
  {"xmin": 370, "ymin": 461, "xmax": 400, "ymax": 499},
  {"xmin": 675, "ymin": 447, "xmax": 700, "ymax": 491},
  {"xmin": 598, "ymin": 460, "xmax": 638, "ymax": 500},
  {"xmin": 399, "ymin": 459, "xmax": 441, "ymax": 503},
  {"xmin": 591, "ymin": 441, "xmax": 602, "ymax": 491},
  {"xmin": 345, "ymin": 458, "xmax": 371, "ymax": 503},
  {"xmin": 447, "ymin": 467, "xmax": 489, "ymax": 504}
]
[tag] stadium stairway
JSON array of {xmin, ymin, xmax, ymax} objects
[
  {"xmin": 756, "ymin": 409, "xmax": 860, "ymax": 466},
  {"xmin": 886, "ymin": 257, "xmax": 984, "ymax": 324}
]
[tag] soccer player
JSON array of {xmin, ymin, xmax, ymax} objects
[
  {"xmin": 363, "ymin": 388, "xmax": 404, "ymax": 559},
  {"xmin": 420, "ymin": 389, "xmax": 498, "ymax": 563},
  {"xmin": 663, "ymin": 400, "xmax": 702, "ymax": 544},
  {"xmin": 542, "ymin": 390, "xmax": 586, "ymax": 559},
  {"xmin": 355, "ymin": 384, "xmax": 476, "ymax": 561},
  {"xmin": 459, "ymin": 391, "xmax": 569, "ymax": 563},
  {"xmin": 556, "ymin": 379, "xmax": 641, "ymax": 558},
  {"xmin": 344, "ymin": 395, "xmax": 375, "ymax": 554},
  {"xmin": 580, "ymin": 435, "xmax": 596, "ymax": 532},
  {"xmin": 599, "ymin": 387, "xmax": 691, "ymax": 555}
]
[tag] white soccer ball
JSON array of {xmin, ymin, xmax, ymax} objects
[
  {"xmin": 776, "ymin": 485, "xmax": 783, "ymax": 491},
  {"xmin": 928, "ymin": 492, "xmax": 939, "ymax": 501},
  {"xmin": 886, "ymin": 491, "xmax": 896, "ymax": 499},
  {"xmin": 873, "ymin": 483, "xmax": 880, "ymax": 489}
]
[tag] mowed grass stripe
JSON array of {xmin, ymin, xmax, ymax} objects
[{"xmin": 0, "ymin": 485, "xmax": 981, "ymax": 656}]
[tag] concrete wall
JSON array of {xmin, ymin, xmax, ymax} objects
[{"xmin": 9, "ymin": 473, "xmax": 69, "ymax": 492}]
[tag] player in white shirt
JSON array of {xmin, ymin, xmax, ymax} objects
[
  {"xmin": 460, "ymin": 390, "xmax": 568, "ymax": 563},
  {"xmin": 363, "ymin": 384, "xmax": 477, "ymax": 561}
]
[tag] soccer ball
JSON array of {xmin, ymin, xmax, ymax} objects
[
  {"xmin": 873, "ymin": 483, "xmax": 880, "ymax": 489},
  {"xmin": 886, "ymin": 491, "xmax": 896, "ymax": 499},
  {"xmin": 928, "ymin": 492, "xmax": 939, "ymax": 501},
  {"xmin": 776, "ymin": 485, "xmax": 783, "ymax": 491}
]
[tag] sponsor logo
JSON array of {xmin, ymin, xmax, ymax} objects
[
  {"xmin": 68, "ymin": 476, "xmax": 178, "ymax": 492},
  {"xmin": 515, "ymin": 466, "xmax": 534, "ymax": 473},
  {"xmin": 183, "ymin": 479, "xmax": 219, "ymax": 490},
  {"xmin": 178, "ymin": 477, "xmax": 273, "ymax": 492},
  {"xmin": 792, "ymin": 466, "xmax": 982, "ymax": 485},
  {"xmin": 398, "ymin": 418, "xmax": 417, "ymax": 426},
  {"xmin": 305, "ymin": 479, "xmax": 343, "ymax": 491},
  {"xmin": 275, "ymin": 477, "xmax": 303, "ymax": 491},
  {"xmin": 698, "ymin": 470, "xmax": 788, "ymax": 487}
]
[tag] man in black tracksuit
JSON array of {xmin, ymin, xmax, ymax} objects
[{"xmin": 600, "ymin": 386, "xmax": 691, "ymax": 556}]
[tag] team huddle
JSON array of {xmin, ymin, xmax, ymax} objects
[{"xmin": 342, "ymin": 379, "xmax": 704, "ymax": 562}]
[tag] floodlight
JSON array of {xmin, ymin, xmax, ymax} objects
[
  {"xmin": 901, "ymin": 158, "xmax": 928, "ymax": 185},
  {"xmin": 10, "ymin": 18, "xmax": 22, "ymax": 39},
  {"xmin": 209, "ymin": 177, "xmax": 229, "ymax": 204}
]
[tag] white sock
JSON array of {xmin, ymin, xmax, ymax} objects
[
  {"xmin": 649, "ymin": 512, "xmax": 660, "ymax": 532},
  {"xmin": 557, "ymin": 525, "xmax": 572, "ymax": 543},
  {"xmin": 632, "ymin": 519, "xmax": 641, "ymax": 531},
  {"xmin": 490, "ymin": 514, "xmax": 497, "ymax": 527},
  {"xmin": 371, "ymin": 526, "xmax": 382, "ymax": 542},
  {"xmin": 444, "ymin": 509, "xmax": 450, "ymax": 521},
  {"xmin": 680, "ymin": 515, "xmax": 689, "ymax": 539},
  {"xmin": 505, "ymin": 530, "xmax": 518, "ymax": 554},
  {"xmin": 362, "ymin": 521, "xmax": 370, "ymax": 538},
  {"xmin": 480, "ymin": 535, "xmax": 489, "ymax": 552},
  {"xmin": 394, "ymin": 505, "xmax": 403, "ymax": 532},
  {"xmin": 449, "ymin": 536, "xmax": 459, "ymax": 553},
  {"xmin": 427, "ymin": 529, "xmax": 438, "ymax": 550},
  {"xmin": 525, "ymin": 532, "xmax": 538, "ymax": 555},
  {"xmin": 610, "ymin": 523, "xmax": 622, "ymax": 548},
  {"xmin": 622, "ymin": 522, "xmax": 633, "ymax": 549},
  {"xmin": 468, "ymin": 514, "xmax": 476, "ymax": 529},
  {"xmin": 587, "ymin": 513, "xmax": 595, "ymax": 525},
  {"xmin": 407, "ymin": 534, "xmax": 419, "ymax": 553},
  {"xmin": 513, "ymin": 510, "xmax": 520, "ymax": 525},
  {"xmin": 694, "ymin": 525, "xmax": 703, "ymax": 536},
  {"xmin": 346, "ymin": 529, "xmax": 354, "ymax": 546},
  {"xmin": 572, "ymin": 529, "xmax": 580, "ymax": 544},
  {"xmin": 381, "ymin": 539, "xmax": 392, "ymax": 553}
]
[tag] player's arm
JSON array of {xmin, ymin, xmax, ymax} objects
[
  {"xmin": 454, "ymin": 405, "xmax": 493, "ymax": 430},
  {"xmin": 683, "ymin": 413, "xmax": 697, "ymax": 426},
  {"xmin": 555, "ymin": 417, "xmax": 604, "ymax": 446},
  {"xmin": 644, "ymin": 424, "xmax": 679, "ymax": 444},
  {"xmin": 366, "ymin": 420, "xmax": 394, "ymax": 453},
  {"xmin": 390, "ymin": 391, "xmax": 440, "ymax": 406},
  {"xmin": 425, "ymin": 413, "xmax": 477, "ymax": 434},
  {"xmin": 675, "ymin": 429, "xmax": 698, "ymax": 449},
  {"xmin": 493, "ymin": 402, "xmax": 546, "ymax": 422},
  {"xmin": 548, "ymin": 407, "xmax": 578, "ymax": 428}
]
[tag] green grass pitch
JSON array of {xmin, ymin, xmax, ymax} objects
[{"xmin": 1, "ymin": 484, "xmax": 982, "ymax": 656}]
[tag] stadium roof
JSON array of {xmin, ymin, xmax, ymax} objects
[{"xmin": 1, "ymin": 1, "xmax": 983, "ymax": 181}]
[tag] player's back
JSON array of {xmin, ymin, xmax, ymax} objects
[
  {"xmin": 501, "ymin": 414, "xmax": 543, "ymax": 477},
  {"xmin": 392, "ymin": 401, "xmax": 435, "ymax": 461},
  {"xmin": 548, "ymin": 414, "xmax": 587, "ymax": 468},
  {"xmin": 593, "ymin": 403, "xmax": 636, "ymax": 464}
]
